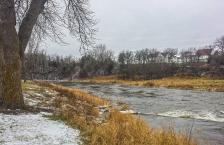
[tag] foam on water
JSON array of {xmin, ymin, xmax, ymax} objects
[{"xmin": 157, "ymin": 110, "xmax": 224, "ymax": 122}]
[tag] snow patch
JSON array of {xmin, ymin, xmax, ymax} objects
[
  {"xmin": 0, "ymin": 113, "xmax": 81, "ymax": 145},
  {"xmin": 120, "ymin": 110, "xmax": 135, "ymax": 114}
]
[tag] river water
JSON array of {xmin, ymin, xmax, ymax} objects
[{"xmin": 56, "ymin": 82, "xmax": 224, "ymax": 144}]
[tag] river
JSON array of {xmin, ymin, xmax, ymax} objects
[{"xmin": 55, "ymin": 82, "xmax": 224, "ymax": 144}]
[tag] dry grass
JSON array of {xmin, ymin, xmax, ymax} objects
[
  {"xmin": 21, "ymin": 81, "xmax": 32, "ymax": 91},
  {"xmin": 33, "ymin": 81, "xmax": 107, "ymax": 106},
  {"xmin": 148, "ymin": 77, "xmax": 224, "ymax": 91},
  {"xmin": 22, "ymin": 81, "xmax": 199, "ymax": 145},
  {"xmin": 91, "ymin": 107, "xmax": 100, "ymax": 118},
  {"xmin": 21, "ymin": 81, "xmax": 39, "ymax": 92},
  {"xmin": 117, "ymin": 100, "xmax": 126, "ymax": 105},
  {"xmin": 77, "ymin": 75, "xmax": 224, "ymax": 92},
  {"xmin": 121, "ymin": 105, "xmax": 129, "ymax": 111},
  {"xmin": 85, "ymin": 109, "xmax": 197, "ymax": 145}
]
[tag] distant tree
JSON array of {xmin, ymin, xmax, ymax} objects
[
  {"xmin": 214, "ymin": 36, "xmax": 224, "ymax": 55},
  {"xmin": 148, "ymin": 48, "xmax": 159, "ymax": 63},
  {"xmin": 118, "ymin": 51, "xmax": 126, "ymax": 66},
  {"xmin": 135, "ymin": 50, "xmax": 143, "ymax": 64},
  {"xmin": 180, "ymin": 48, "xmax": 196, "ymax": 63},
  {"xmin": 79, "ymin": 44, "xmax": 115, "ymax": 77},
  {"xmin": 124, "ymin": 50, "xmax": 134, "ymax": 65},
  {"xmin": 187, "ymin": 47, "xmax": 196, "ymax": 63},
  {"xmin": 163, "ymin": 48, "xmax": 178, "ymax": 63}
]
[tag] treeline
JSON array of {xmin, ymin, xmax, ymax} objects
[
  {"xmin": 22, "ymin": 44, "xmax": 116, "ymax": 80},
  {"xmin": 78, "ymin": 44, "xmax": 115, "ymax": 78},
  {"xmin": 117, "ymin": 48, "xmax": 179, "ymax": 80},
  {"xmin": 23, "ymin": 47, "xmax": 77, "ymax": 80},
  {"xmin": 117, "ymin": 36, "xmax": 224, "ymax": 79},
  {"xmin": 22, "ymin": 36, "xmax": 224, "ymax": 80}
]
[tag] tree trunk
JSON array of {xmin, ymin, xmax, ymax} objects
[
  {"xmin": 0, "ymin": 0, "xmax": 24, "ymax": 109},
  {"xmin": 18, "ymin": 0, "xmax": 47, "ymax": 62}
]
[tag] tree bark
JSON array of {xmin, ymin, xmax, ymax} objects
[
  {"xmin": 0, "ymin": 0, "xmax": 47, "ymax": 109},
  {"xmin": 0, "ymin": 0, "xmax": 24, "ymax": 109},
  {"xmin": 18, "ymin": 0, "xmax": 47, "ymax": 62}
]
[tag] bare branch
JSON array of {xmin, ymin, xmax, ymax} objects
[{"xmin": 15, "ymin": 0, "xmax": 98, "ymax": 58}]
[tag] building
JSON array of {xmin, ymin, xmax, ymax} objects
[{"xmin": 195, "ymin": 49, "xmax": 213, "ymax": 62}]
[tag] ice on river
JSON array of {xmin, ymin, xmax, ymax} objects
[{"xmin": 0, "ymin": 112, "xmax": 80, "ymax": 145}]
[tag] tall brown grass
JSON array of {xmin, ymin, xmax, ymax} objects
[
  {"xmin": 85, "ymin": 109, "xmax": 197, "ymax": 145},
  {"xmin": 31, "ymin": 81, "xmax": 198, "ymax": 145},
  {"xmin": 33, "ymin": 81, "xmax": 107, "ymax": 106},
  {"xmin": 78, "ymin": 75, "xmax": 224, "ymax": 92}
]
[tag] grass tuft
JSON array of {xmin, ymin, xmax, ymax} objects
[
  {"xmin": 143, "ymin": 81, "xmax": 154, "ymax": 87},
  {"xmin": 121, "ymin": 105, "xmax": 129, "ymax": 111},
  {"xmin": 117, "ymin": 100, "xmax": 126, "ymax": 105}
]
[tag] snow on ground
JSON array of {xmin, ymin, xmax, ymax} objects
[
  {"xmin": 0, "ymin": 112, "xmax": 81, "ymax": 145},
  {"xmin": 120, "ymin": 110, "xmax": 135, "ymax": 114}
]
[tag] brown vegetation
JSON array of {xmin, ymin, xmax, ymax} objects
[
  {"xmin": 121, "ymin": 105, "xmax": 129, "ymax": 111},
  {"xmin": 33, "ymin": 81, "xmax": 107, "ymax": 106},
  {"xmin": 22, "ymin": 81, "xmax": 198, "ymax": 145},
  {"xmin": 85, "ymin": 109, "xmax": 197, "ymax": 145},
  {"xmin": 117, "ymin": 100, "xmax": 126, "ymax": 105},
  {"xmin": 78, "ymin": 75, "xmax": 224, "ymax": 92}
]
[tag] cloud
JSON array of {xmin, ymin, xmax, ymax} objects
[{"xmin": 45, "ymin": 0, "xmax": 224, "ymax": 56}]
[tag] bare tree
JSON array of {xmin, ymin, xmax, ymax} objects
[
  {"xmin": 118, "ymin": 51, "xmax": 125, "ymax": 66},
  {"xmin": 163, "ymin": 48, "xmax": 178, "ymax": 63},
  {"xmin": 214, "ymin": 36, "xmax": 224, "ymax": 55},
  {"xmin": 148, "ymin": 48, "xmax": 159, "ymax": 63},
  {"xmin": 135, "ymin": 50, "xmax": 143, "ymax": 64},
  {"xmin": 0, "ymin": 0, "xmax": 97, "ymax": 109},
  {"xmin": 78, "ymin": 44, "xmax": 114, "ymax": 77},
  {"xmin": 180, "ymin": 48, "xmax": 196, "ymax": 63},
  {"xmin": 187, "ymin": 47, "xmax": 196, "ymax": 63},
  {"xmin": 124, "ymin": 50, "xmax": 133, "ymax": 65}
]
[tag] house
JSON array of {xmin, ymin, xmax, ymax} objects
[
  {"xmin": 155, "ymin": 53, "xmax": 166, "ymax": 63},
  {"xmin": 161, "ymin": 52, "xmax": 169, "ymax": 63},
  {"xmin": 172, "ymin": 55, "xmax": 182, "ymax": 63},
  {"xmin": 155, "ymin": 53, "xmax": 182, "ymax": 63},
  {"xmin": 195, "ymin": 49, "xmax": 213, "ymax": 62},
  {"xmin": 146, "ymin": 48, "xmax": 216, "ymax": 64}
]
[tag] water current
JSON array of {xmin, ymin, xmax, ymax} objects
[{"xmin": 56, "ymin": 82, "xmax": 224, "ymax": 144}]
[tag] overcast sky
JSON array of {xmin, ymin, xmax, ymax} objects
[{"xmin": 45, "ymin": 0, "xmax": 224, "ymax": 57}]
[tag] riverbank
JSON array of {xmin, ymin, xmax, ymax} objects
[
  {"xmin": 74, "ymin": 75, "xmax": 224, "ymax": 92},
  {"xmin": 0, "ymin": 81, "xmax": 81, "ymax": 144},
  {"xmin": 19, "ymin": 81, "xmax": 198, "ymax": 145}
]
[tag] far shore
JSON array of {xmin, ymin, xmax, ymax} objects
[{"xmin": 69, "ymin": 75, "xmax": 224, "ymax": 92}]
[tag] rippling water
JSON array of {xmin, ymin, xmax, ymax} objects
[{"xmin": 56, "ymin": 82, "xmax": 224, "ymax": 144}]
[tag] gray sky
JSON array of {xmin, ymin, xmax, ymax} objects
[{"xmin": 45, "ymin": 0, "xmax": 224, "ymax": 57}]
